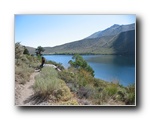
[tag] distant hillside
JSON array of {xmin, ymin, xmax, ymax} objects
[
  {"xmin": 86, "ymin": 23, "xmax": 135, "ymax": 39},
  {"xmin": 42, "ymin": 23, "xmax": 135, "ymax": 55},
  {"xmin": 26, "ymin": 23, "xmax": 135, "ymax": 55},
  {"xmin": 25, "ymin": 46, "xmax": 35, "ymax": 54}
]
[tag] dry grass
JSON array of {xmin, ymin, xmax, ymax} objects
[
  {"xmin": 34, "ymin": 67, "xmax": 73, "ymax": 102},
  {"xmin": 15, "ymin": 62, "xmax": 34, "ymax": 84}
]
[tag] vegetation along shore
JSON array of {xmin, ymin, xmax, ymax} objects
[{"xmin": 15, "ymin": 42, "xmax": 135, "ymax": 106}]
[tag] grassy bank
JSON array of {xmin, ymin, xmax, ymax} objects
[
  {"xmin": 33, "ymin": 54, "xmax": 135, "ymax": 105},
  {"xmin": 58, "ymin": 67, "xmax": 135, "ymax": 105}
]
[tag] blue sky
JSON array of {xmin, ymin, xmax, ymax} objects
[{"xmin": 15, "ymin": 15, "xmax": 136, "ymax": 48}]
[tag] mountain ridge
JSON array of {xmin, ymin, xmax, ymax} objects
[
  {"xmin": 86, "ymin": 23, "xmax": 135, "ymax": 39},
  {"xmin": 25, "ymin": 23, "xmax": 135, "ymax": 55}
]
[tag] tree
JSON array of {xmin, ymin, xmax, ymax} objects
[
  {"xmin": 69, "ymin": 54, "xmax": 94, "ymax": 76},
  {"xmin": 35, "ymin": 46, "xmax": 45, "ymax": 56},
  {"xmin": 23, "ymin": 46, "xmax": 30, "ymax": 55},
  {"xmin": 15, "ymin": 42, "xmax": 24, "ymax": 59}
]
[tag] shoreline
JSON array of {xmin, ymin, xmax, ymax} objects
[{"xmin": 41, "ymin": 53, "xmax": 135, "ymax": 56}]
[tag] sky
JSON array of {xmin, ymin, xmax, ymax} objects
[{"xmin": 15, "ymin": 15, "xmax": 136, "ymax": 48}]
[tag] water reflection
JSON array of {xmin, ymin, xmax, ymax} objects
[
  {"xmin": 83, "ymin": 55, "xmax": 135, "ymax": 86},
  {"xmin": 44, "ymin": 55, "xmax": 135, "ymax": 86},
  {"xmin": 83, "ymin": 55, "xmax": 135, "ymax": 67}
]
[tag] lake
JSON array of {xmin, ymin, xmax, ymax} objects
[{"xmin": 43, "ymin": 55, "xmax": 135, "ymax": 86}]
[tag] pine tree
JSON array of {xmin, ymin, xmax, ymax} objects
[{"xmin": 35, "ymin": 46, "xmax": 45, "ymax": 56}]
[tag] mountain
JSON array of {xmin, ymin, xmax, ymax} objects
[
  {"xmin": 42, "ymin": 23, "xmax": 135, "ymax": 55},
  {"xmin": 86, "ymin": 23, "xmax": 135, "ymax": 39},
  {"xmin": 26, "ymin": 23, "xmax": 135, "ymax": 55}
]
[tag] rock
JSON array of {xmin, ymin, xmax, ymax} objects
[{"xmin": 44, "ymin": 64, "xmax": 61, "ymax": 71}]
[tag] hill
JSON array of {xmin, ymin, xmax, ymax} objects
[
  {"xmin": 43, "ymin": 23, "xmax": 135, "ymax": 55},
  {"xmin": 86, "ymin": 23, "xmax": 135, "ymax": 39},
  {"xmin": 26, "ymin": 23, "xmax": 135, "ymax": 55}
]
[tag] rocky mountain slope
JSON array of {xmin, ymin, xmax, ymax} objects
[{"xmin": 27, "ymin": 23, "xmax": 135, "ymax": 55}]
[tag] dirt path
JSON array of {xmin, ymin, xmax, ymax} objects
[
  {"xmin": 15, "ymin": 64, "xmax": 59, "ymax": 106},
  {"xmin": 17, "ymin": 72, "xmax": 39, "ymax": 106}
]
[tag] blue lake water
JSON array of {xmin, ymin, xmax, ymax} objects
[{"xmin": 43, "ymin": 55, "xmax": 135, "ymax": 86}]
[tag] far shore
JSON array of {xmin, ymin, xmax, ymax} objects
[{"xmin": 35, "ymin": 53, "xmax": 135, "ymax": 56}]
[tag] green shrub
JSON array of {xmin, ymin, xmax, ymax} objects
[
  {"xmin": 69, "ymin": 54, "xmax": 94, "ymax": 76},
  {"xmin": 34, "ymin": 67, "xmax": 59, "ymax": 95},
  {"xmin": 60, "ymin": 99, "xmax": 78, "ymax": 105},
  {"xmin": 124, "ymin": 84, "xmax": 135, "ymax": 105},
  {"xmin": 59, "ymin": 68, "xmax": 94, "ymax": 88},
  {"xmin": 77, "ymin": 85, "xmax": 94, "ymax": 99},
  {"xmin": 93, "ymin": 78, "xmax": 108, "ymax": 88},
  {"xmin": 116, "ymin": 89, "xmax": 126, "ymax": 101},
  {"xmin": 58, "ymin": 70, "xmax": 75, "ymax": 83},
  {"xmin": 54, "ymin": 80, "xmax": 72, "ymax": 101},
  {"xmin": 78, "ymin": 69, "xmax": 94, "ymax": 86},
  {"xmin": 105, "ymin": 84, "xmax": 118, "ymax": 96},
  {"xmin": 34, "ymin": 67, "xmax": 72, "ymax": 101},
  {"xmin": 93, "ymin": 89, "xmax": 108, "ymax": 105},
  {"xmin": 34, "ymin": 77, "xmax": 61, "ymax": 96},
  {"xmin": 125, "ymin": 92, "xmax": 135, "ymax": 105},
  {"xmin": 92, "ymin": 84, "xmax": 120, "ymax": 105}
]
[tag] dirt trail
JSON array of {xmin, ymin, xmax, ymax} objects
[
  {"xmin": 17, "ymin": 72, "xmax": 39, "ymax": 106},
  {"xmin": 15, "ymin": 64, "xmax": 59, "ymax": 106}
]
